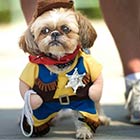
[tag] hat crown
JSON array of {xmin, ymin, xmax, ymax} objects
[{"xmin": 34, "ymin": 0, "xmax": 74, "ymax": 19}]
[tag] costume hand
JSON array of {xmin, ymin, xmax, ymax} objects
[
  {"xmin": 88, "ymin": 74, "xmax": 103, "ymax": 102},
  {"xmin": 30, "ymin": 94, "xmax": 43, "ymax": 110}
]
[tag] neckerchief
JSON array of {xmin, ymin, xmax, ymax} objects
[{"xmin": 29, "ymin": 45, "xmax": 80, "ymax": 65}]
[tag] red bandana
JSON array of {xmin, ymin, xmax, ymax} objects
[{"xmin": 29, "ymin": 45, "xmax": 80, "ymax": 65}]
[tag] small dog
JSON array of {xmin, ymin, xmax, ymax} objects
[{"xmin": 19, "ymin": 0, "xmax": 110, "ymax": 139}]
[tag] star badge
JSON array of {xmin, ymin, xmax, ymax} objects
[{"xmin": 65, "ymin": 68, "xmax": 86, "ymax": 93}]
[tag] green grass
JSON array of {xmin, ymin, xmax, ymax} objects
[
  {"xmin": 77, "ymin": 7, "xmax": 102, "ymax": 19},
  {"xmin": 0, "ymin": 10, "xmax": 11, "ymax": 23},
  {"xmin": 75, "ymin": 0, "xmax": 102, "ymax": 19},
  {"xmin": 75, "ymin": 0, "xmax": 99, "ymax": 9}
]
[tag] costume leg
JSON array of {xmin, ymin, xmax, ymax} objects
[
  {"xmin": 22, "ymin": 115, "xmax": 50, "ymax": 137},
  {"xmin": 71, "ymin": 99, "xmax": 100, "ymax": 132},
  {"xmin": 22, "ymin": 102, "xmax": 63, "ymax": 137},
  {"xmin": 71, "ymin": 105, "xmax": 100, "ymax": 139}
]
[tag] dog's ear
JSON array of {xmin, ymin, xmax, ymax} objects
[
  {"xmin": 19, "ymin": 28, "xmax": 39, "ymax": 55},
  {"xmin": 75, "ymin": 12, "xmax": 97, "ymax": 48},
  {"xmin": 19, "ymin": 34, "xmax": 28, "ymax": 53}
]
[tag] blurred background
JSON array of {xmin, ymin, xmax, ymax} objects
[
  {"xmin": 0, "ymin": 0, "xmax": 102, "ymax": 23},
  {"xmin": 0, "ymin": 0, "xmax": 125, "ymax": 109}
]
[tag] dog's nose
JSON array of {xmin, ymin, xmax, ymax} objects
[{"xmin": 51, "ymin": 31, "xmax": 61, "ymax": 40}]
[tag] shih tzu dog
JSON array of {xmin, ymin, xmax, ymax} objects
[{"xmin": 19, "ymin": 0, "xmax": 110, "ymax": 139}]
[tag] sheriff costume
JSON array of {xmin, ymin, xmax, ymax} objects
[{"xmin": 20, "ymin": 50, "xmax": 102, "ymax": 136}]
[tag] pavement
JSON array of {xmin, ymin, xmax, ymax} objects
[{"xmin": 0, "ymin": 20, "xmax": 140, "ymax": 140}]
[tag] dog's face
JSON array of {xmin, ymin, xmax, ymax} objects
[
  {"xmin": 19, "ymin": 8, "xmax": 97, "ymax": 72},
  {"xmin": 31, "ymin": 8, "xmax": 79, "ymax": 59}
]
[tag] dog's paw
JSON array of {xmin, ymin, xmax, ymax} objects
[
  {"xmin": 76, "ymin": 126, "xmax": 93, "ymax": 140},
  {"xmin": 95, "ymin": 102, "xmax": 111, "ymax": 126},
  {"xmin": 99, "ymin": 115, "xmax": 111, "ymax": 126}
]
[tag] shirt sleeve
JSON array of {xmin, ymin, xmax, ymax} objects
[
  {"xmin": 82, "ymin": 52, "xmax": 102, "ymax": 81},
  {"xmin": 19, "ymin": 62, "xmax": 39, "ymax": 88}
]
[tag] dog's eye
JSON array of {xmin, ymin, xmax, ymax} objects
[
  {"xmin": 61, "ymin": 25, "xmax": 71, "ymax": 34},
  {"xmin": 41, "ymin": 28, "xmax": 50, "ymax": 34}
]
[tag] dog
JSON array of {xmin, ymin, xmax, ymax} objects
[{"xmin": 19, "ymin": 0, "xmax": 110, "ymax": 139}]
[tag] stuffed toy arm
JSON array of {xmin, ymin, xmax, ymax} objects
[
  {"xmin": 19, "ymin": 80, "xmax": 43, "ymax": 110},
  {"xmin": 88, "ymin": 74, "xmax": 103, "ymax": 102}
]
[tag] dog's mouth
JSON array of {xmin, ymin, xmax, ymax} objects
[{"xmin": 49, "ymin": 40, "xmax": 63, "ymax": 46}]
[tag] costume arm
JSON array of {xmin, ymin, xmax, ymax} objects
[
  {"xmin": 83, "ymin": 53, "xmax": 103, "ymax": 102},
  {"xmin": 88, "ymin": 74, "xmax": 103, "ymax": 102},
  {"xmin": 20, "ymin": 62, "xmax": 39, "ymax": 87},
  {"xmin": 19, "ymin": 80, "xmax": 30, "ymax": 99},
  {"xmin": 19, "ymin": 62, "xmax": 43, "ymax": 109}
]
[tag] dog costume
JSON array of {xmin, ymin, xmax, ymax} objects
[{"xmin": 20, "ymin": 0, "xmax": 102, "ymax": 136}]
